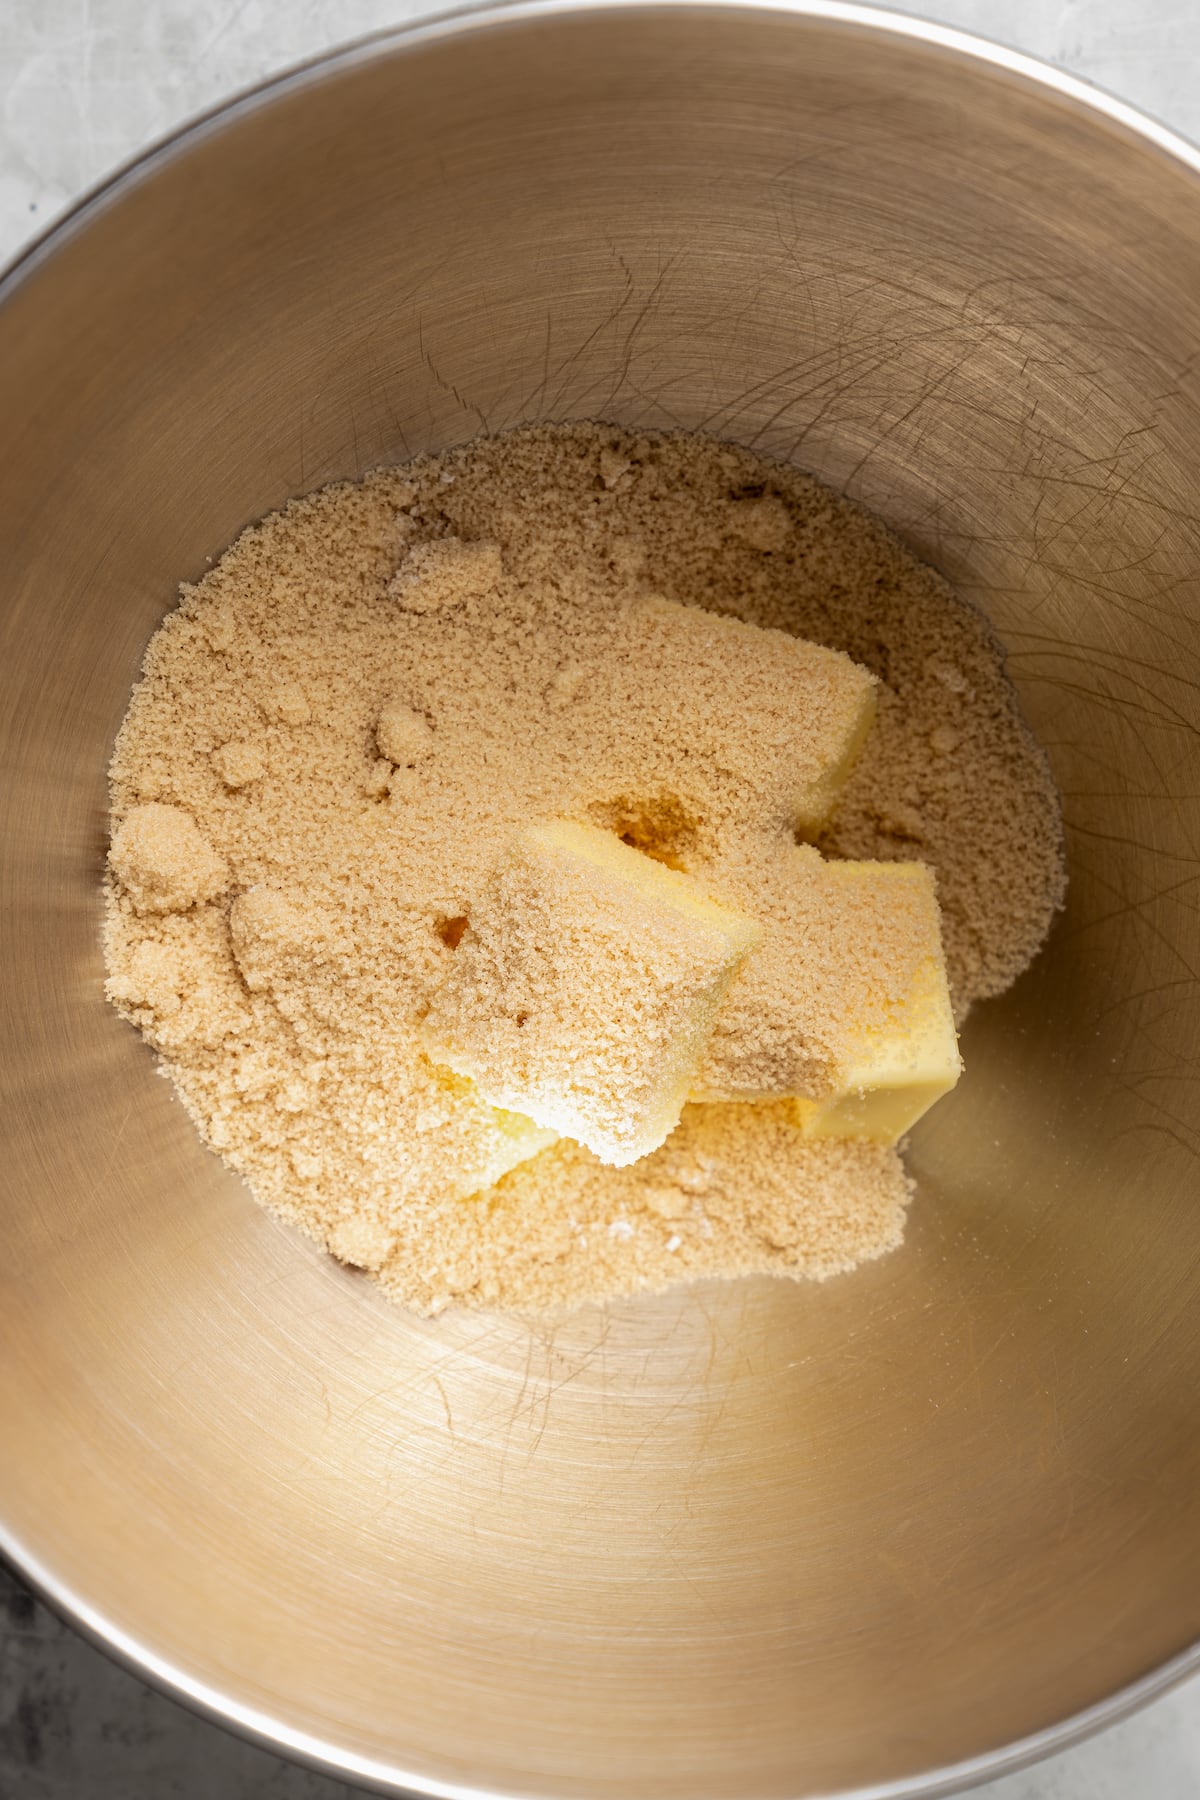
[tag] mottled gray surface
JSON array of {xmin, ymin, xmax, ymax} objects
[
  {"xmin": 2, "ymin": 1, "xmax": 1199, "ymax": 1796},
  {"xmin": 0, "ymin": 1558, "xmax": 361, "ymax": 1797}
]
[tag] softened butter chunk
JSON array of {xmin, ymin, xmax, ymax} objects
[
  {"xmin": 421, "ymin": 820, "xmax": 759, "ymax": 1165},
  {"xmin": 793, "ymin": 862, "xmax": 959, "ymax": 1140},
  {"xmin": 695, "ymin": 856, "xmax": 960, "ymax": 1142},
  {"xmin": 451, "ymin": 1092, "xmax": 560, "ymax": 1194},
  {"xmin": 623, "ymin": 599, "xmax": 876, "ymax": 834}
]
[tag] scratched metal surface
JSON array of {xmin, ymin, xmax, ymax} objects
[{"xmin": 1, "ymin": 5, "xmax": 1200, "ymax": 1800}]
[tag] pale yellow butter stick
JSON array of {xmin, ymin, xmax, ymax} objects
[
  {"xmin": 422, "ymin": 821, "xmax": 759, "ymax": 1166},
  {"xmin": 695, "ymin": 855, "xmax": 961, "ymax": 1143},
  {"xmin": 791, "ymin": 864, "xmax": 961, "ymax": 1141}
]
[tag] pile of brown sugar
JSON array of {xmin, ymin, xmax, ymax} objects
[{"xmin": 104, "ymin": 423, "xmax": 1065, "ymax": 1316}]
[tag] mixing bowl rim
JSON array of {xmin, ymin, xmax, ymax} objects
[
  {"xmin": 2, "ymin": 3, "xmax": 1198, "ymax": 1795},
  {"xmin": 5, "ymin": 0, "xmax": 1200, "ymax": 314}
]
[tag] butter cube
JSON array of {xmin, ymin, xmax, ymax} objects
[
  {"xmin": 790, "ymin": 864, "xmax": 960, "ymax": 1141},
  {"xmin": 438, "ymin": 1080, "xmax": 559, "ymax": 1196},
  {"xmin": 695, "ymin": 855, "xmax": 960, "ymax": 1143},
  {"xmin": 422, "ymin": 820, "xmax": 759, "ymax": 1165},
  {"xmin": 619, "ymin": 600, "xmax": 876, "ymax": 834}
]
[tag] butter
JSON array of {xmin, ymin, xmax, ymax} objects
[
  {"xmin": 791, "ymin": 863, "xmax": 960, "ymax": 1140},
  {"xmin": 623, "ymin": 599, "xmax": 876, "ymax": 834},
  {"xmin": 443, "ymin": 1086, "xmax": 559, "ymax": 1195},
  {"xmin": 695, "ymin": 854, "xmax": 960, "ymax": 1142},
  {"xmin": 422, "ymin": 820, "xmax": 759, "ymax": 1165}
]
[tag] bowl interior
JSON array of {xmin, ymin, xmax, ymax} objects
[{"xmin": 2, "ymin": 8, "xmax": 1199, "ymax": 1798}]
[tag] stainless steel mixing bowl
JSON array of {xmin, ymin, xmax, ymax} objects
[{"xmin": 2, "ymin": 4, "xmax": 1199, "ymax": 1796}]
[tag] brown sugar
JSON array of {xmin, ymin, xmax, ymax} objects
[
  {"xmin": 104, "ymin": 422, "xmax": 1065, "ymax": 1315},
  {"xmin": 388, "ymin": 1104, "xmax": 914, "ymax": 1316},
  {"xmin": 109, "ymin": 803, "xmax": 229, "ymax": 915}
]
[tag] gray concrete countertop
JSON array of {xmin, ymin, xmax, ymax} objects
[{"xmin": 2, "ymin": 1, "xmax": 1198, "ymax": 1795}]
